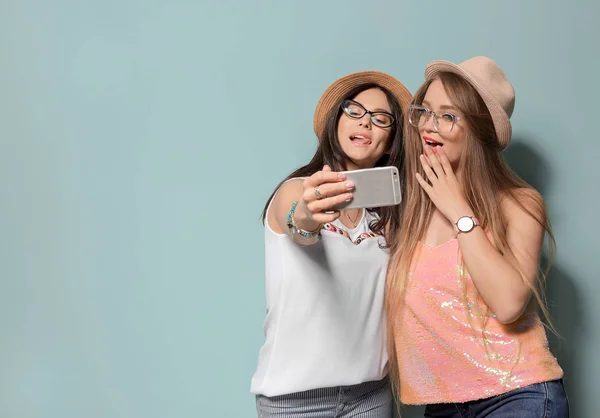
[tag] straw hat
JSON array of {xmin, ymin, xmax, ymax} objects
[
  {"xmin": 313, "ymin": 71, "xmax": 412, "ymax": 141},
  {"xmin": 425, "ymin": 56, "xmax": 515, "ymax": 149}
]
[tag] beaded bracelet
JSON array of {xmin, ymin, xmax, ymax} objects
[{"xmin": 286, "ymin": 201, "xmax": 322, "ymax": 240}]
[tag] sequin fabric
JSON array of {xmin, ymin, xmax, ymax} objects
[{"xmin": 394, "ymin": 239, "xmax": 563, "ymax": 405}]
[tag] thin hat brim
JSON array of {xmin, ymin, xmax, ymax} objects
[
  {"xmin": 425, "ymin": 60, "xmax": 512, "ymax": 149},
  {"xmin": 313, "ymin": 71, "xmax": 412, "ymax": 141}
]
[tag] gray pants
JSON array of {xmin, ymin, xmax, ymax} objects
[{"xmin": 255, "ymin": 376, "xmax": 393, "ymax": 418}]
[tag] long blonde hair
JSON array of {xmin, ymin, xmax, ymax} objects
[{"xmin": 384, "ymin": 72, "xmax": 556, "ymax": 397}]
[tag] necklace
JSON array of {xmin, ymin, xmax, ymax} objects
[{"xmin": 345, "ymin": 209, "xmax": 361, "ymax": 228}]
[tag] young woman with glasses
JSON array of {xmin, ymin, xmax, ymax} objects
[
  {"xmin": 385, "ymin": 56, "xmax": 569, "ymax": 417},
  {"xmin": 251, "ymin": 71, "xmax": 412, "ymax": 417}
]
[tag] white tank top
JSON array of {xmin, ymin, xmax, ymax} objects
[{"xmin": 251, "ymin": 187, "xmax": 389, "ymax": 397}]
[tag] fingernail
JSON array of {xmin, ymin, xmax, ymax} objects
[
  {"xmin": 432, "ymin": 147, "xmax": 438, "ymax": 154},
  {"xmin": 346, "ymin": 182, "xmax": 354, "ymax": 188},
  {"xmin": 338, "ymin": 174, "xmax": 346, "ymax": 179},
  {"xmin": 345, "ymin": 194, "xmax": 352, "ymax": 201}
]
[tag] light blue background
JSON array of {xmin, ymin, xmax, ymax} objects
[{"xmin": 1, "ymin": 1, "xmax": 597, "ymax": 417}]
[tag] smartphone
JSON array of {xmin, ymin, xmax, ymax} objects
[{"xmin": 332, "ymin": 166, "xmax": 402, "ymax": 210}]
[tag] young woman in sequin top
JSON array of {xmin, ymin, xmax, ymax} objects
[{"xmin": 385, "ymin": 56, "xmax": 569, "ymax": 417}]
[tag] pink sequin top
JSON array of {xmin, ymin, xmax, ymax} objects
[{"xmin": 393, "ymin": 238, "xmax": 563, "ymax": 405}]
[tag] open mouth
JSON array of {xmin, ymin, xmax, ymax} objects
[
  {"xmin": 350, "ymin": 134, "xmax": 372, "ymax": 146},
  {"xmin": 424, "ymin": 136, "xmax": 443, "ymax": 147}
]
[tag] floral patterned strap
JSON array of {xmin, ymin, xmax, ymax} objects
[{"xmin": 321, "ymin": 222, "xmax": 379, "ymax": 245}]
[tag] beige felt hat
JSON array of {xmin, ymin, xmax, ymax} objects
[
  {"xmin": 313, "ymin": 71, "xmax": 412, "ymax": 141},
  {"xmin": 425, "ymin": 56, "xmax": 515, "ymax": 149}
]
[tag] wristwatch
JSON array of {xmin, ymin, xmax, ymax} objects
[{"xmin": 454, "ymin": 216, "xmax": 480, "ymax": 236}]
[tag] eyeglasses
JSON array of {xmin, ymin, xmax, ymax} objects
[
  {"xmin": 341, "ymin": 99, "xmax": 395, "ymax": 128},
  {"xmin": 407, "ymin": 104, "xmax": 461, "ymax": 134}
]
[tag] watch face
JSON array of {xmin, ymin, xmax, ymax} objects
[{"xmin": 457, "ymin": 216, "xmax": 474, "ymax": 232}]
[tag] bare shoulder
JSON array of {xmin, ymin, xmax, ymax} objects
[
  {"xmin": 273, "ymin": 178, "xmax": 305, "ymax": 206},
  {"xmin": 500, "ymin": 187, "xmax": 546, "ymax": 225}
]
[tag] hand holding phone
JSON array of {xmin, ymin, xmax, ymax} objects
[
  {"xmin": 296, "ymin": 166, "xmax": 355, "ymax": 225},
  {"xmin": 332, "ymin": 166, "xmax": 402, "ymax": 210}
]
